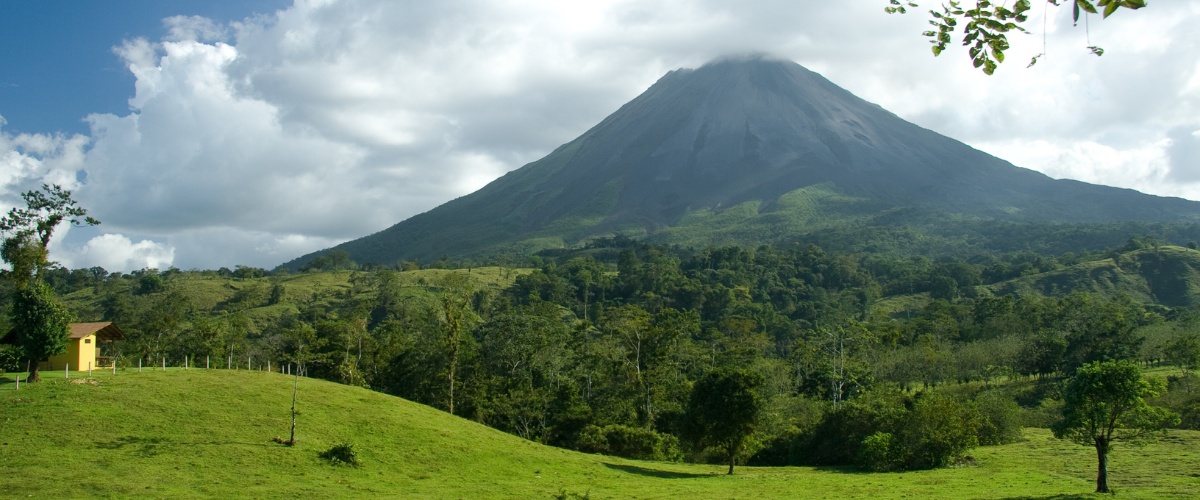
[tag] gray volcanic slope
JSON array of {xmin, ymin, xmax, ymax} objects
[{"xmin": 283, "ymin": 56, "xmax": 1200, "ymax": 267}]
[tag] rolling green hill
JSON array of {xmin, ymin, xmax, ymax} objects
[
  {"xmin": 986, "ymin": 246, "xmax": 1200, "ymax": 307},
  {"xmin": 59, "ymin": 266, "xmax": 529, "ymax": 328},
  {"xmin": 2, "ymin": 369, "xmax": 1198, "ymax": 498}
]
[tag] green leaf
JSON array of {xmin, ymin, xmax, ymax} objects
[
  {"xmin": 932, "ymin": 45, "xmax": 943, "ymax": 57},
  {"xmin": 1103, "ymin": 1, "xmax": 1119, "ymax": 17}
]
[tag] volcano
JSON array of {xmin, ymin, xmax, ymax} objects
[{"xmin": 284, "ymin": 55, "xmax": 1200, "ymax": 268}]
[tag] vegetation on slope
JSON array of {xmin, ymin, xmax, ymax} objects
[{"xmin": 2, "ymin": 369, "xmax": 1199, "ymax": 498}]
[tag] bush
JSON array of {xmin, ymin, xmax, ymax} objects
[
  {"xmin": 318, "ymin": 442, "xmax": 360, "ymax": 467},
  {"xmin": 577, "ymin": 424, "xmax": 681, "ymax": 461},
  {"xmin": 974, "ymin": 391, "xmax": 1024, "ymax": 445},
  {"xmin": 0, "ymin": 345, "xmax": 21, "ymax": 373},
  {"xmin": 859, "ymin": 432, "xmax": 903, "ymax": 472},
  {"xmin": 899, "ymin": 393, "xmax": 981, "ymax": 469},
  {"xmin": 803, "ymin": 390, "xmax": 908, "ymax": 466}
]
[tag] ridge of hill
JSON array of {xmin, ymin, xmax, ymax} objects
[
  {"xmin": 2, "ymin": 369, "xmax": 1198, "ymax": 498},
  {"xmin": 282, "ymin": 56, "xmax": 1200, "ymax": 269}
]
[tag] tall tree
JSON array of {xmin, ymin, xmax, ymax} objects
[
  {"xmin": 438, "ymin": 272, "xmax": 477, "ymax": 415},
  {"xmin": 683, "ymin": 368, "xmax": 764, "ymax": 475},
  {"xmin": 1052, "ymin": 360, "xmax": 1178, "ymax": 493},
  {"xmin": 1, "ymin": 184, "xmax": 98, "ymax": 382}
]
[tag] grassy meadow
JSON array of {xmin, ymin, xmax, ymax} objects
[{"xmin": 2, "ymin": 368, "xmax": 1199, "ymax": 498}]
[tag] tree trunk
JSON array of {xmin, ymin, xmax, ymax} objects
[
  {"xmin": 1095, "ymin": 437, "xmax": 1109, "ymax": 493},
  {"xmin": 27, "ymin": 361, "xmax": 40, "ymax": 383},
  {"xmin": 727, "ymin": 447, "xmax": 736, "ymax": 475}
]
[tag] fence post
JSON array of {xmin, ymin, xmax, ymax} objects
[
  {"xmin": 162, "ymin": 358, "xmax": 166, "ymax": 371},
  {"xmin": 207, "ymin": 356, "xmax": 210, "ymax": 369},
  {"xmin": 138, "ymin": 358, "xmax": 142, "ymax": 373},
  {"xmin": 65, "ymin": 363, "xmax": 69, "ymax": 379},
  {"xmin": 88, "ymin": 362, "xmax": 92, "ymax": 378}
]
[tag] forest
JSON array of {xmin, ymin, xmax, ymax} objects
[{"xmin": 4, "ymin": 234, "xmax": 1200, "ymax": 473}]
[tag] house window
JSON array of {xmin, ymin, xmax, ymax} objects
[{"xmin": 84, "ymin": 338, "xmax": 92, "ymax": 344}]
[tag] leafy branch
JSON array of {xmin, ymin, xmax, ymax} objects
[{"xmin": 886, "ymin": 0, "xmax": 1148, "ymax": 75}]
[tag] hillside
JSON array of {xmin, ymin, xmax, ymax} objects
[
  {"xmin": 2, "ymin": 369, "xmax": 1198, "ymax": 498},
  {"xmin": 986, "ymin": 246, "xmax": 1200, "ymax": 307},
  {"xmin": 283, "ymin": 56, "xmax": 1200, "ymax": 269},
  {"xmin": 59, "ymin": 266, "xmax": 529, "ymax": 329}
]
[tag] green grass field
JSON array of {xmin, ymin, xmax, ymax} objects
[{"xmin": 2, "ymin": 369, "xmax": 1198, "ymax": 498}]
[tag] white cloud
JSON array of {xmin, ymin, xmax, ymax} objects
[
  {"xmin": 63, "ymin": 233, "xmax": 176, "ymax": 272},
  {"xmin": 4, "ymin": 1, "xmax": 1199, "ymax": 270}
]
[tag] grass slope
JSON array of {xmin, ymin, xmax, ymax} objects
[
  {"xmin": 987, "ymin": 246, "xmax": 1200, "ymax": 307},
  {"xmin": 3, "ymin": 369, "xmax": 1199, "ymax": 498}
]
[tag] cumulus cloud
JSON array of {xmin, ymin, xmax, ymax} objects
[
  {"xmin": 59, "ymin": 233, "xmax": 175, "ymax": 272},
  {"xmin": 4, "ymin": 1, "xmax": 1199, "ymax": 271}
]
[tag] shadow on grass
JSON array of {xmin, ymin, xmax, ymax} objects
[
  {"xmin": 807, "ymin": 465, "xmax": 873, "ymax": 475},
  {"xmin": 96, "ymin": 436, "xmax": 167, "ymax": 457},
  {"xmin": 602, "ymin": 462, "xmax": 714, "ymax": 479},
  {"xmin": 96, "ymin": 435, "xmax": 272, "ymax": 457},
  {"xmin": 995, "ymin": 495, "xmax": 1091, "ymax": 500}
]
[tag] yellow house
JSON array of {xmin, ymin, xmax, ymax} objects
[{"xmin": 2, "ymin": 322, "xmax": 125, "ymax": 371}]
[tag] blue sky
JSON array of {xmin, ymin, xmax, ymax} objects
[
  {"xmin": 0, "ymin": 1, "xmax": 1197, "ymax": 271},
  {"xmin": 0, "ymin": 1, "xmax": 289, "ymax": 135}
]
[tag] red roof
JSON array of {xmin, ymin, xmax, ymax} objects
[
  {"xmin": 69, "ymin": 322, "xmax": 125, "ymax": 341},
  {"xmin": 1, "ymin": 322, "xmax": 125, "ymax": 344}
]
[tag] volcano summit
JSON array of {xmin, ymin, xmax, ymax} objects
[{"xmin": 285, "ymin": 56, "xmax": 1200, "ymax": 268}]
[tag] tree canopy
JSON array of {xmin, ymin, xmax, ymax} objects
[
  {"xmin": 1052, "ymin": 360, "xmax": 1178, "ymax": 493},
  {"xmin": 683, "ymin": 369, "xmax": 764, "ymax": 474}
]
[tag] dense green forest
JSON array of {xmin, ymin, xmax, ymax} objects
[{"xmin": 5, "ymin": 235, "xmax": 1200, "ymax": 472}]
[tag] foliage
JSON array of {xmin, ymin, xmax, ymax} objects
[
  {"xmin": 1, "ymin": 184, "xmax": 96, "ymax": 382},
  {"xmin": 683, "ymin": 369, "xmax": 764, "ymax": 474},
  {"xmin": 0, "ymin": 184, "xmax": 98, "ymax": 280},
  {"xmin": 887, "ymin": 0, "xmax": 1148, "ymax": 74},
  {"xmin": 318, "ymin": 442, "xmax": 361, "ymax": 467},
  {"xmin": 577, "ymin": 424, "xmax": 681, "ymax": 462},
  {"xmin": 898, "ymin": 393, "xmax": 982, "ymax": 469},
  {"xmin": 973, "ymin": 390, "xmax": 1025, "ymax": 446},
  {"xmin": 1052, "ymin": 360, "xmax": 1179, "ymax": 493}
]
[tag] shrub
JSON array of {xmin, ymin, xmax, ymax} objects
[
  {"xmin": 899, "ymin": 393, "xmax": 981, "ymax": 469},
  {"xmin": 859, "ymin": 432, "xmax": 903, "ymax": 472},
  {"xmin": 577, "ymin": 425, "xmax": 681, "ymax": 461},
  {"xmin": 974, "ymin": 391, "xmax": 1024, "ymax": 445},
  {"xmin": 318, "ymin": 442, "xmax": 360, "ymax": 467},
  {"xmin": 908, "ymin": 395, "xmax": 977, "ymax": 465}
]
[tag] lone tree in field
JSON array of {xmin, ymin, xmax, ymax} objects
[
  {"xmin": 1052, "ymin": 360, "xmax": 1178, "ymax": 493},
  {"xmin": 1, "ymin": 184, "xmax": 99, "ymax": 382},
  {"xmin": 683, "ymin": 368, "xmax": 764, "ymax": 475}
]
